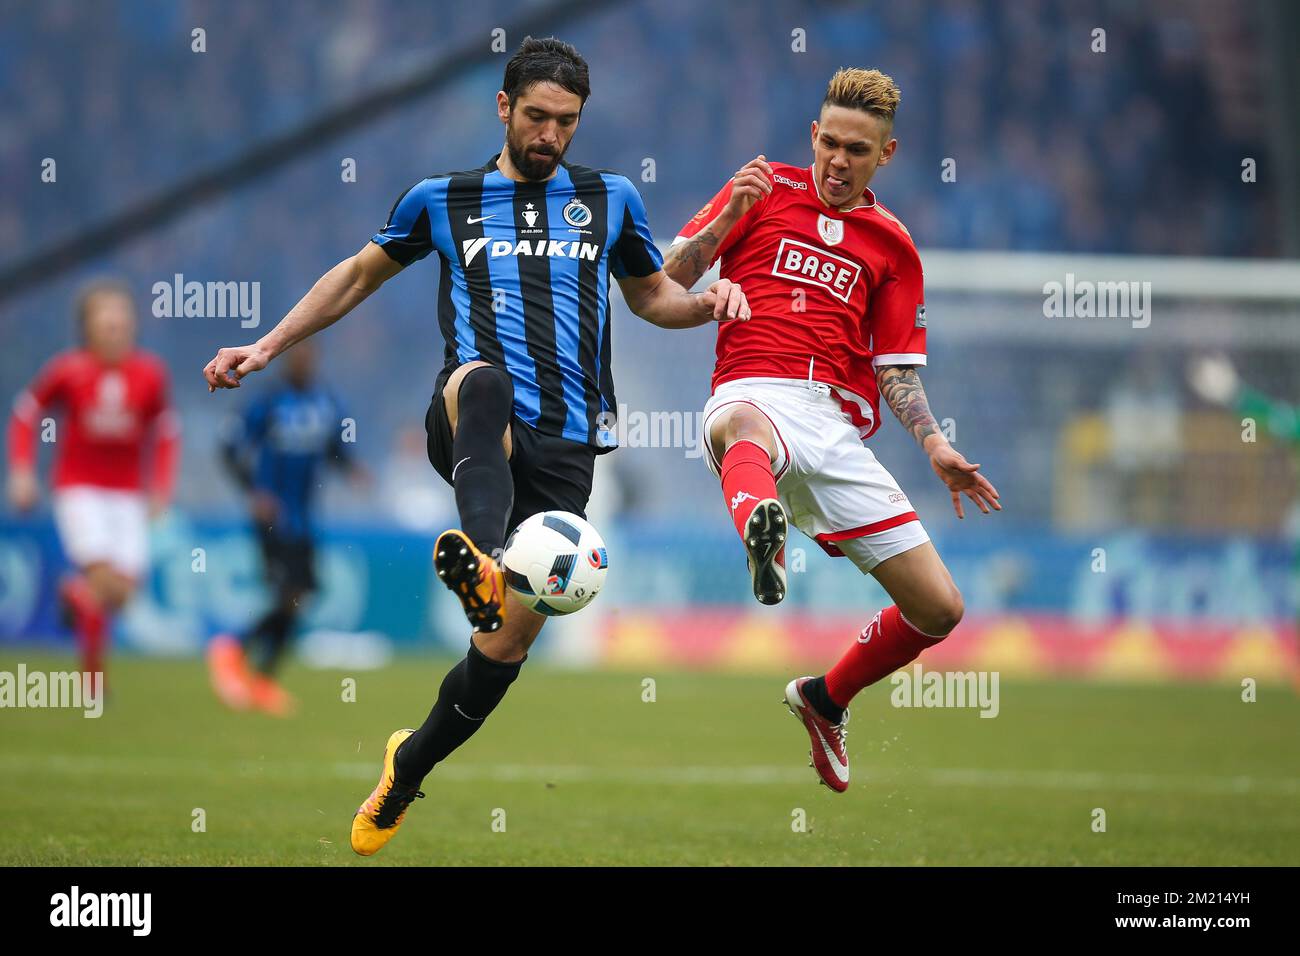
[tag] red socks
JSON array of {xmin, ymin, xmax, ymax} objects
[
  {"xmin": 720, "ymin": 439, "xmax": 777, "ymax": 538},
  {"xmin": 825, "ymin": 604, "xmax": 948, "ymax": 707},
  {"xmin": 722, "ymin": 439, "xmax": 950, "ymax": 709},
  {"xmin": 61, "ymin": 575, "xmax": 107, "ymax": 692}
]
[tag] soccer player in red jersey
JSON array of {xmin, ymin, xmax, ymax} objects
[
  {"xmin": 6, "ymin": 281, "xmax": 180, "ymax": 694},
  {"xmin": 665, "ymin": 68, "xmax": 1001, "ymax": 792}
]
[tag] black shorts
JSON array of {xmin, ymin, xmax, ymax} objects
[
  {"xmin": 424, "ymin": 373, "xmax": 596, "ymax": 537},
  {"xmin": 258, "ymin": 527, "xmax": 317, "ymax": 596}
]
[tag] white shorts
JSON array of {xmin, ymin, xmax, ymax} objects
[
  {"xmin": 52, "ymin": 485, "xmax": 149, "ymax": 578},
  {"xmin": 702, "ymin": 378, "xmax": 930, "ymax": 573}
]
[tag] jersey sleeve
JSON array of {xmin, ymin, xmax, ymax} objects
[
  {"xmin": 7, "ymin": 354, "xmax": 70, "ymax": 471},
  {"xmin": 225, "ymin": 397, "xmax": 270, "ymax": 492},
  {"xmin": 371, "ymin": 179, "xmax": 436, "ymax": 266},
  {"xmin": 609, "ymin": 177, "xmax": 664, "ymax": 279},
  {"xmin": 217, "ymin": 411, "xmax": 254, "ymax": 491},
  {"xmin": 671, "ymin": 179, "xmax": 767, "ymax": 266},
  {"xmin": 868, "ymin": 238, "xmax": 927, "ymax": 367}
]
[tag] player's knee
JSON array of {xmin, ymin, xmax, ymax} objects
[
  {"xmin": 458, "ymin": 364, "xmax": 513, "ymax": 410},
  {"xmin": 718, "ymin": 406, "xmax": 775, "ymax": 460},
  {"xmin": 918, "ymin": 588, "xmax": 964, "ymax": 637},
  {"xmin": 87, "ymin": 567, "xmax": 131, "ymax": 610},
  {"xmin": 475, "ymin": 629, "xmax": 532, "ymax": 664}
]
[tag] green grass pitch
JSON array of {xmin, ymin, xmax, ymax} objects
[{"xmin": 1, "ymin": 651, "xmax": 1297, "ymax": 865}]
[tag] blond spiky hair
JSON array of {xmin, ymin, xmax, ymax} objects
[{"xmin": 823, "ymin": 68, "xmax": 900, "ymax": 122}]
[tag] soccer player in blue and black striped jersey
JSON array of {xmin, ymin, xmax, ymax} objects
[
  {"xmin": 208, "ymin": 342, "xmax": 361, "ymax": 716},
  {"xmin": 203, "ymin": 37, "xmax": 750, "ymax": 855}
]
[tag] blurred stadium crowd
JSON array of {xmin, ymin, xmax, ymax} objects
[{"xmin": 0, "ymin": 0, "xmax": 1294, "ymax": 538}]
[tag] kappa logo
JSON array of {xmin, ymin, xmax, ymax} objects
[
  {"xmin": 462, "ymin": 237, "xmax": 601, "ymax": 267},
  {"xmin": 771, "ymin": 238, "xmax": 862, "ymax": 304},
  {"xmin": 773, "ymin": 173, "xmax": 807, "ymax": 190},
  {"xmin": 730, "ymin": 490, "xmax": 758, "ymax": 513}
]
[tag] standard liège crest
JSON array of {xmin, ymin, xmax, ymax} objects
[{"xmin": 817, "ymin": 213, "xmax": 844, "ymax": 247}]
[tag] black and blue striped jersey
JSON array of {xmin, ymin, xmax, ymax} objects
[
  {"xmin": 372, "ymin": 154, "xmax": 664, "ymax": 451},
  {"xmin": 220, "ymin": 383, "xmax": 352, "ymax": 538}
]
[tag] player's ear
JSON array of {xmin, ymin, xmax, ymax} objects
[
  {"xmin": 810, "ymin": 119, "xmax": 819, "ymax": 148},
  {"xmin": 877, "ymin": 137, "xmax": 897, "ymax": 168},
  {"xmin": 496, "ymin": 91, "xmax": 510, "ymax": 124}
]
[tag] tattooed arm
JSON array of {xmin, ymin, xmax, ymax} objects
[
  {"xmin": 876, "ymin": 364, "xmax": 1002, "ymax": 519},
  {"xmin": 663, "ymin": 155, "xmax": 773, "ymax": 289},
  {"xmin": 876, "ymin": 365, "xmax": 942, "ymax": 447},
  {"xmin": 663, "ymin": 224, "xmax": 730, "ymax": 289}
]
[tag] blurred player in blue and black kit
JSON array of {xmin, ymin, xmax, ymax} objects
[
  {"xmin": 207, "ymin": 341, "xmax": 364, "ymax": 716},
  {"xmin": 202, "ymin": 37, "xmax": 750, "ymax": 853}
]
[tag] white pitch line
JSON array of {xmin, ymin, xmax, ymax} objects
[
  {"xmin": 2, "ymin": 753, "xmax": 1297, "ymax": 797},
  {"xmin": 330, "ymin": 761, "xmax": 1300, "ymax": 796}
]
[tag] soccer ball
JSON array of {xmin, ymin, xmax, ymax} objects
[{"xmin": 502, "ymin": 511, "xmax": 608, "ymax": 616}]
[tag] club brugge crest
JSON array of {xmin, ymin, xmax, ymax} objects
[
  {"xmin": 817, "ymin": 213, "xmax": 844, "ymax": 247},
  {"xmin": 562, "ymin": 198, "xmax": 593, "ymax": 228}
]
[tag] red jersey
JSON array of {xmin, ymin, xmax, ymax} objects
[
  {"xmin": 7, "ymin": 349, "xmax": 179, "ymax": 495},
  {"xmin": 674, "ymin": 162, "xmax": 926, "ymax": 439}
]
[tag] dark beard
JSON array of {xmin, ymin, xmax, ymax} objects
[{"xmin": 506, "ymin": 130, "xmax": 565, "ymax": 181}]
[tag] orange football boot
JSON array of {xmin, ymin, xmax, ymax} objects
[
  {"xmin": 351, "ymin": 729, "xmax": 424, "ymax": 856},
  {"xmin": 434, "ymin": 529, "xmax": 506, "ymax": 632},
  {"xmin": 207, "ymin": 634, "xmax": 253, "ymax": 711}
]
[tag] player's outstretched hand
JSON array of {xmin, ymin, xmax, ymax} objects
[
  {"xmin": 725, "ymin": 155, "xmax": 774, "ymax": 218},
  {"xmin": 928, "ymin": 443, "xmax": 1001, "ymax": 519},
  {"xmin": 701, "ymin": 278, "xmax": 751, "ymax": 322},
  {"xmin": 204, "ymin": 345, "xmax": 270, "ymax": 392}
]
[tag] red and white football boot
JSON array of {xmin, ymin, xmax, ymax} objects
[{"xmin": 783, "ymin": 676, "xmax": 850, "ymax": 793}]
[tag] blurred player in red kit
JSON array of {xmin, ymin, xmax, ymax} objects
[
  {"xmin": 664, "ymin": 69, "xmax": 1001, "ymax": 792},
  {"xmin": 6, "ymin": 281, "xmax": 179, "ymax": 694}
]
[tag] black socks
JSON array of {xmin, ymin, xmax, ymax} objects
[
  {"xmin": 243, "ymin": 604, "xmax": 296, "ymax": 675},
  {"xmin": 394, "ymin": 641, "xmax": 525, "ymax": 786},
  {"xmin": 394, "ymin": 366, "xmax": 525, "ymax": 786},
  {"xmin": 802, "ymin": 675, "xmax": 845, "ymax": 725},
  {"xmin": 451, "ymin": 366, "xmax": 516, "ymax": 555}
]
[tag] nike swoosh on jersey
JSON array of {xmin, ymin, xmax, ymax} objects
[
  {"xmin": 465, "ymin": 214, "xmax": 496, "ymax": 224},
  {"xmin": 453, "ymin": 703, "xmax": 485, "ymax": 721},
  {"xmin": 452, "ymin": 456, "xmax": 471, "ymax": 480}
]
